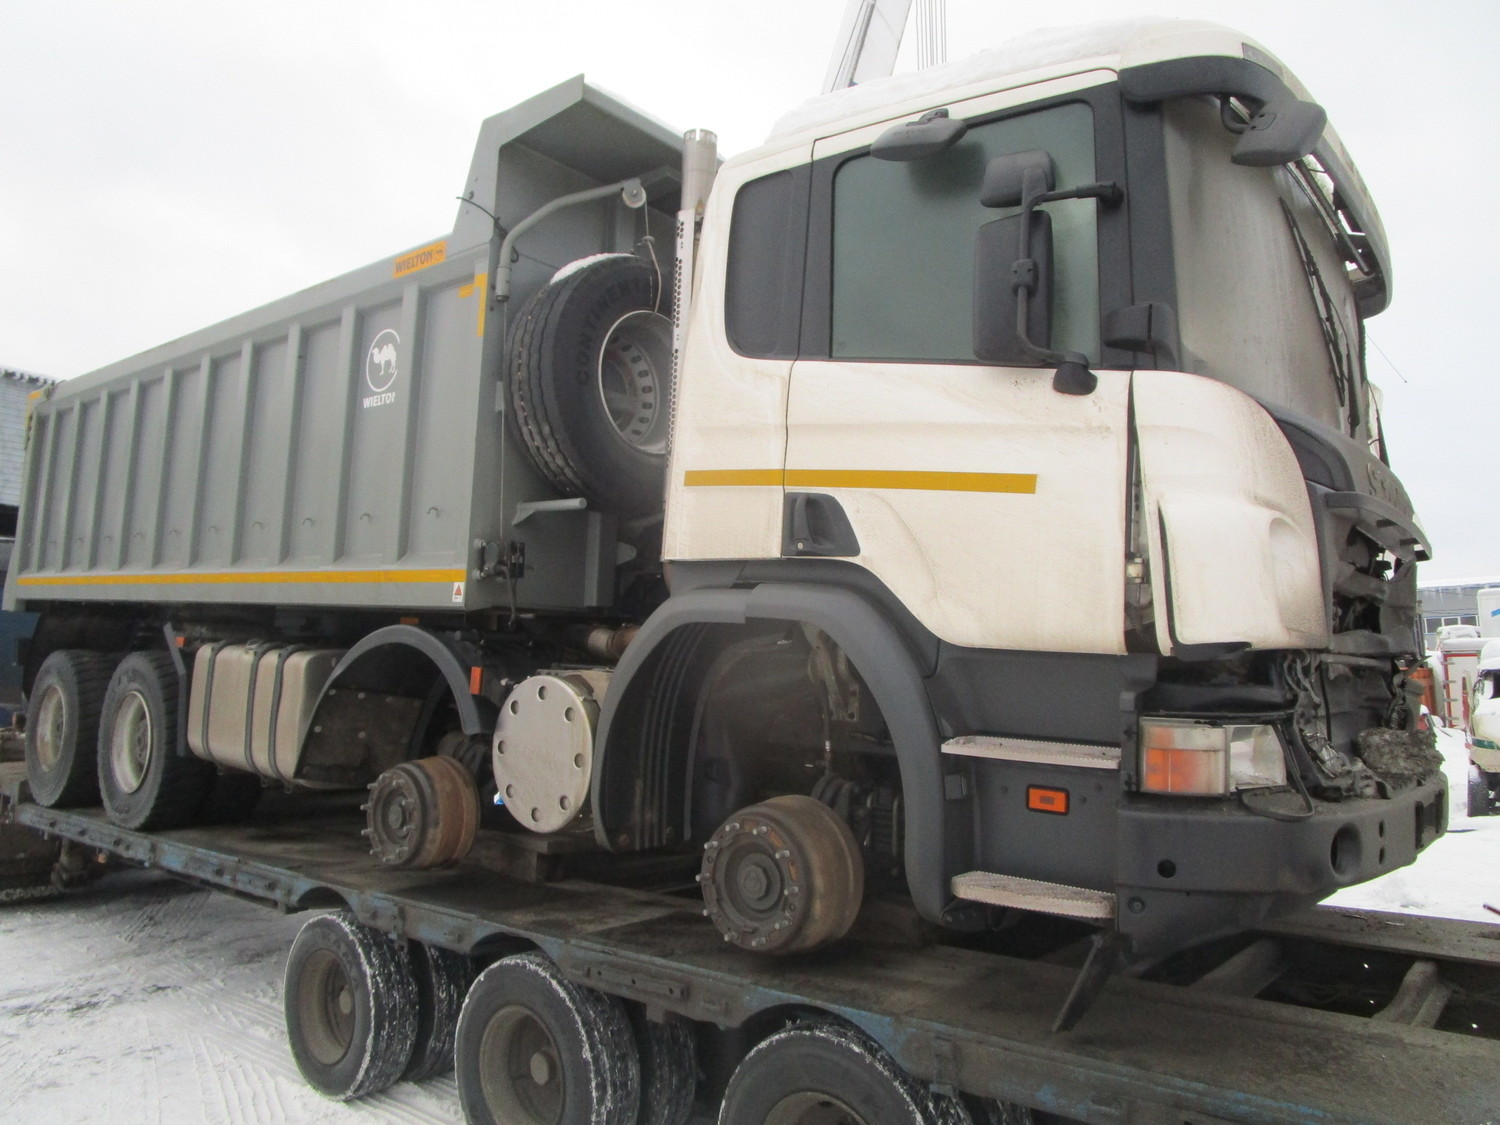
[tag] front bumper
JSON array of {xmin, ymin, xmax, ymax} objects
[{"xmin": 1112, "ymin": 774, "xmax": 1447, "ymax": 959}]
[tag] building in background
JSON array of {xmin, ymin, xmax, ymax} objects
[{"xmin": 1419, "ymin": 577, "xmax": 1500, "ymax": 651}]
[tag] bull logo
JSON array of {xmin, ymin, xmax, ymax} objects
[{"xmin": 366, "ymin": 329, "xmax": 400, "ymax": 393}]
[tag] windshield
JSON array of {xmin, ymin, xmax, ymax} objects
[{"xmin": 1161, "ymin": 96, "xmax": 1371, "ymax": 444}]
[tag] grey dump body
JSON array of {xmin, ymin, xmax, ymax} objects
[{"xmin": 5, "ymin": 78, "xmax": 682, "ymax": 617}]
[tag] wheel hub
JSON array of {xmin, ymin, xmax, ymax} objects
[
  {"xmin": 700, "ymin": 796, "xmax": 866, "ymax": 955},
  {"xmin": 364, "ymin": 756, "xmax": 479, "ymax": 868},
  {"xmin": 298, "ymin": 948, "xmax": 356, "ymax": 1067},
  {"xmin": 597, "ymin": 310, "xmax": 673, "ymax": 455},
  {"xmin": 34, "ymin": 684, "xmax": 66, "ymax": 771},
  {"xmin": 766, "ymin": 1091, "xmax": 869, "ymax": 1125},
  {"xmin": 479, "ymin": 1005, "xmax": 563, "ymax": 1125},
  {"xmin": 109, "ymin": 690, "xmax": 153, "ymax": 795}
]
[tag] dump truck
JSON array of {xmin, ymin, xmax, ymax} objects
[{"xmin": 4, "ymin": 14, "xmax": 1451, "ymax": 1112}]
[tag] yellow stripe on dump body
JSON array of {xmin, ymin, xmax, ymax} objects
[
  {"xmin": 685, "ymin": 469, "xmax": 1037, "ymax": 494},
  {"xmin": 16, "ymin": 568, "xmax": 467, "ymax": 588}
]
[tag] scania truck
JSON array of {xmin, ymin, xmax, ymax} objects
[{"xmin": 6, "ymin": 13, "xmax": 1444, "ymax": 1066}]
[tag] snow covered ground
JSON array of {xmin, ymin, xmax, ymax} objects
[
  {"xmin": 1326, "ymin": 725, "xmax": 1500, "ymax": 924},
  {"xmin": 0, "ymin": 727, "xmax": 1493, "ymax": 1124}
]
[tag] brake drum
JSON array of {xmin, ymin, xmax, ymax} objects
[{"xmin": 491, "ymin": 671, "xmax": 609, "ymax": 833}]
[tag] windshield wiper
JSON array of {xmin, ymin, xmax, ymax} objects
[{"xmin": 1279, "ymin": 197, "xmax": 1360, "ymax": 435}]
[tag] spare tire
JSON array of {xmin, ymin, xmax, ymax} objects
[{"xmin": 509, "ymin": 254, "xmax": 673, "ymax": 516}]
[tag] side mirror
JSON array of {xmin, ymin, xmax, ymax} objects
[
  {"xmin": 974, "ymin": 212, "xmax": 1052, "ymax": 365},
  {"xmin": 1230, "ymin": 97, "xmax": 1328, "ymax": 166},
  {"xmin": 979, "ymin": 150, "xmax": 1055, "ymax": 209},
  {"xmin": 871, "ymin": 108, "xmax": 968, "ymax": 162}
]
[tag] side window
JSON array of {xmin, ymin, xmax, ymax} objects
[
  {"xmin": 831, "ymin": 101, "xmax": 1098, "ymax": 363},
  {"xmin": 725, "ymin": 166, "xmax": 810, "ymax": 359}
]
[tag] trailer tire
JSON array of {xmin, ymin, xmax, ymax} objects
[
  {"xmin": 455, "ymin": 950, "xmax": 640, "ymax": 1125},
  {"xmin": 1470, "ymin": 764, "xmax": 1495, "ymax": 817},
  {"xmin": 718, "ymin": 1020, "xmax": 972, "ymax": 1125},
  {"xmin": 284, "ymin": 911, "xmax": 419, "ymax": 1100},
  {"xmin": 25, "ymin": 650, "xmax": 114, "ymax": 808},
  {"xmin": 402, "ymin": 942, "xmax": 473, "ymax": 1082},
  {"xmin": 509, "ymin": 254, "xmax": 672, "ymax": 516},
  {"xmin": 97, "ymin": 652, "xmax": 213, "ymax": 830},
  {"xmin": 630, "ymin": 1004, "xmax": 696, "ymax": 1125}
]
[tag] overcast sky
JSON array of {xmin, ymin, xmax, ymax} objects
[{"xmin": 1, "ymin": 0, "xmax": 1494, "ymax": 581}]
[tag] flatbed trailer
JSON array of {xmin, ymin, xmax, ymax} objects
[{"xmin": 3, "ymin": 772, "xmax": 1497, "ymax": 1125}]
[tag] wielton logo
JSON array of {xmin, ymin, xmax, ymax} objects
[{"xmin": 364, "ymin": 329, "xmax": 399, "ymax": 408}]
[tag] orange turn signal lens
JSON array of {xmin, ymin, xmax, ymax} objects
[
  {"xmin": 1027, "ymin": 786, "xmax": 1069, "ymax": 815},
  {"xmin": 1142, "ymin": 744, "xmax": 1227, "ymax": 795}
]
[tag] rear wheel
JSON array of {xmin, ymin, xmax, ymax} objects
[
  {"xmin": 718, "ymin": 1020, "xmax": 971, "ymax": 1125},
  {"xmin": 284, "ymin": 911, "xmax": 418, "ymax": 1099},
  {"xmin": 25, "ymin": 650, "xmax": 114, "ymax": 807},
  {"xmin": 97, "ymin": 651, "xmax": 212, "ymax": 830},
  {"xmin": 455, "ymin": 950, "xmax": 639, "ymax": 1125}
]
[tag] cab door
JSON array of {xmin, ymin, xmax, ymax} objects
[{"xmin": 785, "ymin": 75, "xmax": 1132, "ymax": 654}]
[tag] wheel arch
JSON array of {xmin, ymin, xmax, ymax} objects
[
  {"xmin": 591, "ymin": 583, "xmax": 952, "ymax": 924},
  {"xmin": 296, "ymin": 625, "xmax": 496, "ymax": 783}
]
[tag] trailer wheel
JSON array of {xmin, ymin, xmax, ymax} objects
[
  {"xmin": 402, "ymin": 942, "xmax": 473, "ymax": 1082},
  {"xmin": 701, "ymin": 795, "xmax": 865, "ymax": 954},
  {"xmin": 25, "ymin": 650, "xmax": 114, "ymax": 807},
  {"xmin": 630, "ymin": 1004, "xmax": 696, "ymax": 1125},
  {"xmin": 284, "ymin": 911, "xmax": 418, "ymax": 1099},
  {"xmin": 455, "ymin": 950, "xmax": 640, "ymax": 1125},
  {"xmin": 509, "ymin": 254, "xmax": 672, "ymax": 516},
  {"xmin": 1470, "ymin": 764, "xmax": 1495, "ymax": 816},
  {"xmin": 97, "ymin": 652, "xmax": 213, "ymax": 830},
  {"xmin": 718, "ymin": 1020, "xmax": 972, "ymax": 1125}
]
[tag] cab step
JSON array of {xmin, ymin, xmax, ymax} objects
[{"xmin": 951, "ymin": 871, "xmax": 1116, "ymax": 920}]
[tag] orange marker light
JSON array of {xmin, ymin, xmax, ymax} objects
[
  {"xmin": 1027, "ymin": 786, "xmax": 1069, "ymax": 815},
  {"xmin": 469, "ymin": 666, "xmax": 483, "ymax": 695}
]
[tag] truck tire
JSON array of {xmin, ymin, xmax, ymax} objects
[
  {"xmin": 97, "ymin": 651, "xmax": 213, "ymax": 830},
  {"xmin": 284, "ymin": 911, "xmax": 419, "ymax": 1099},
  {"xmin": 509, "ymin": 254, "xmax": 673, "ymax": 516},
  {"xmin": 455, "ymin": 950, "xmax": 640, "ymax": 1125},
  {"xmin": 403, "ymin": 941, "xmax": 473, "ymax": 1082},
  {"xmin": 718, "ymin": 1020, "xmax": 972, "ymax": 1125},
  {"xmin": 25, "ymin": 650, "xmax": 114, "ymax": 807},
  {"xmin": 1470, "ymin": 765, "xmax": 1495, "ymax": 817},
  {"xmin": 629, "ymin": 1004, "xmax": 696, "ymax": 1125}
]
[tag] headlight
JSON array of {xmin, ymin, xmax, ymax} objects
[{"xmin": 1140, "ymin": 719, "xmax": 1287, "ymax": 795}]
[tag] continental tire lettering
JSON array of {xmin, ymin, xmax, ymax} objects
[{"xmin": 393, "ymin": 240, "xmax": 447, "ymax": 278}]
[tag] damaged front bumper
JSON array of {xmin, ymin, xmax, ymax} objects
[{"xmin": 1112, "ymin": 773, "xmax": 1447, "ymax": 959}]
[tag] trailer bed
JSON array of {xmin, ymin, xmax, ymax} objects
[{"xmin": 4, "ymin": 780, "xmax": 1498, "ymax": 1125}]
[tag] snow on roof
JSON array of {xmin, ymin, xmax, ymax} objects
[
  {"xmin": 767, "ymin": 18, "xmax": 1252, "ymax": 144},
  {"xmin": 1420, "ymin": 576, "xmax": 1500, "ymax": 591}
]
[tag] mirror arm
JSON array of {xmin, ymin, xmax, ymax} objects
[{"xmin": 1006, "ymin": 183, "xmax": 1119, "ymax": 395}]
